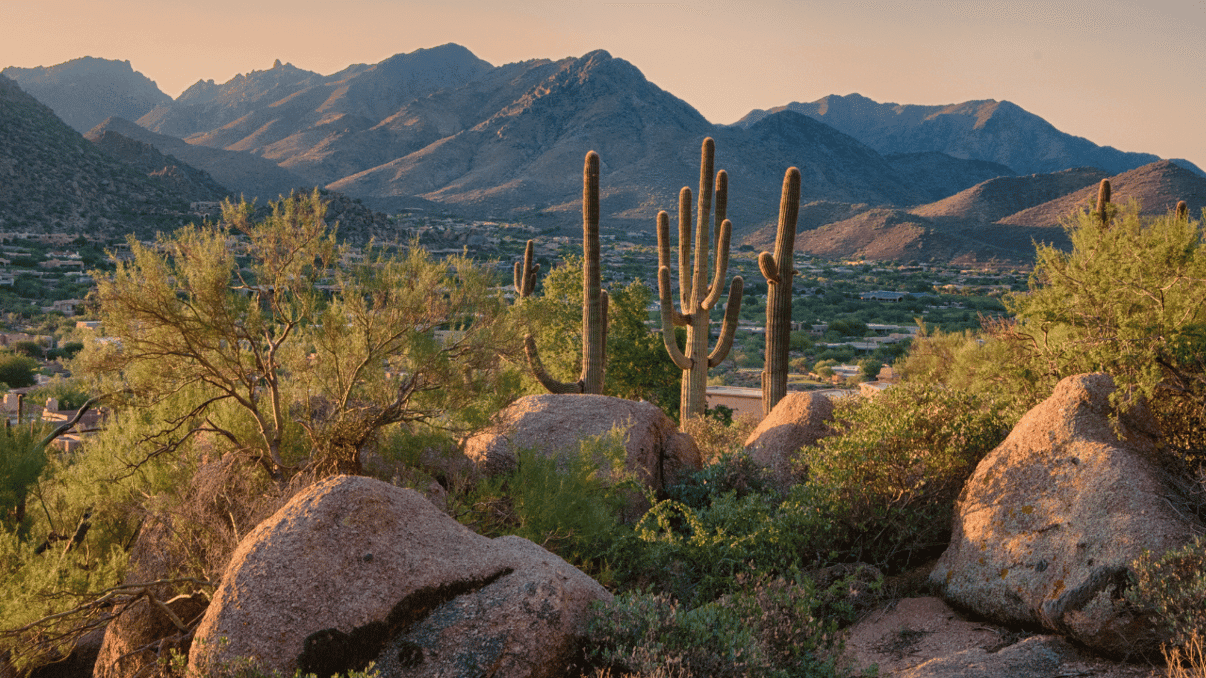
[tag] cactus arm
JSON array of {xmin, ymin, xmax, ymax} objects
[
  {"xmin": 600, "ymin": 290, "xmax": 608, "ymax": 369},
  {"xmin": 658, "ymin": 267, "xmax": 693, "ymax": 370},
  {"xmin": 702, "ymin": 218, "xmax": 733, "ymax": 310},
  {"xmin": 677, "ymin": 187, "xmax": 693, "ymax": 311},
  {"xmin": 708, "ymin": 276, "xmax": 743, "ymax": 367},
  {"xmin": 514, "ymin": 239, "xmax": 539, "ymax": 297},
  {"xmin": 656, "ymin": 211, "xmax": 689, "ymax": 326},
  {"xmin": 713, "ymin": 169, "xmax": 728, "ymax": 257},
  {"xmin": 692, "ymin": 139, "xmax": 715, "ymax": 307},
  {"xmin": 758, "ymin": 251, "xmax": 780, "ymax": 284},
  {"xmin": 524, "ymin": 334, "xmax": 582, "ymax": 394}
]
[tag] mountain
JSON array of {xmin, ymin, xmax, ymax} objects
[
  {"xmin": 325, "ymin": 54, "xmax": 931, "ymax": 232},
  {"xmin": 1, "ymin": 57, "xmax": 171, "ymax": 134},
  {"xmin": 88, "ymin": 117, "xmax": 309, "ymax": 202},
  {"xmin": 0, "ymin": 75, "xmax": 200, "ymax": 237},
  {"xmin": 734, "ymin": 94, "xmax": 1161, "ymax": 176}
]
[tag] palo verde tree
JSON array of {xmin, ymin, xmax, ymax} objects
[
  {"xmin": 80, "ymin": 190, "xmax": 516, "ymax": 480},
  {"xmin": 656, "ymin": 137, "xmax": 744, "ymax": 421},
  {"xmin": 1005, "ymin": 198, "xmax": 1206, "ymax": 455}
]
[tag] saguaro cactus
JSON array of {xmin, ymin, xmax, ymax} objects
[
  {"xmin": 657, "ymin": 137, "xmax": 743, "ymax": 420},
  {"xmin": 518, "ymin": 151, "xmax": 608, "ymax": 394},
  {"xmin": 758, "ymin": 167, "xmax": 801, "ymax": 417},
  {"xmin": 1096, "ymin": 179, "xmax": 1111, "ymax": 225}
]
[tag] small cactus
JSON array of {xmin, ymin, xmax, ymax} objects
[
  {"xmin": 519, "ymin": 151, "xmax": 608, "ymax": 394},
  {"xmin": 1096, "ymin": 179, "xmax": 1111, "ymax": 225},
  {"xmin": 514, "ymin": 240, "xmax": 539, "ymax": 298},
  {"xmin": 656, "ymin": 137, "xmax": 743, "ymax": 421},
  {"xmin": 1176, "ymin": 200, "xmax": 1189, "ymax": 220},
  {"xmin": 758, "ymin": 167, "xmax": 801, "ymax": 417}
]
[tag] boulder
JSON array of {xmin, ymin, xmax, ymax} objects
[
  {"xmin": 930, "ymin": 373, "xmax": 1199, "ymax": 657},
  {"xmin": 188, "ymin": 475, "xmax": 610, "ymax": 678},
  {"xmin": 742, "ymin": 392, "xmax": 833, "ymax": 487},
  {"xmin": 843, "ymin": 597, "xmax": 1157, "ymax": 678},
  {"xmin": 463, "ymin": 394, "xmax": 700, "ymax": 490},
  {"xmin": 93, "ymin": 593, "xmax": 207, "ymax": 678}
]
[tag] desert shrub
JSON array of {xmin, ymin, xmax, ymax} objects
[
  {"xmin": 803, "ymin": 382, "xmax": 1009, "ymax": 570},
  {"xmin": 681, "ymin": 412, "xmax": 758, "ymax": 465},
  {"xmin": 459, "ymin": 428, "xmax": 642, "ymax": 583},
  {"xmin": 0, "ymin": 421, "xmax": 52, "ymax": 535},
  {"xmin": 1127, "ymin": 535, "xmax": 1206, "ymax": 648},
  {"xmin": 0, "ymin": 352, "xmax": 38, "ymax": 389},
  {"xmin": 585, "ymin": 573, "xmax": 854, "ymax": 678}
]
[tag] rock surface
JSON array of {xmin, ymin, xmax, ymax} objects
[
  {"xmin": 742, "ymin": 392, "xmax": 832, "ymax": 487},
  {"xmin": 188, "ymin": 475, "xmax": 610, "ymax": 678},
  {"xmin": 464, "ymin": 394, "xmax": 700, "ymax": 491},
  {"xmin": 842, "ymin": 597, "xmax": 1156, "ymax": 678},
  {"xmin": 929, "ymin": 373, "xmax": 1199, "ymax": 657}
]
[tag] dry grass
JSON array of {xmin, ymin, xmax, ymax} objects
[{"xmin": 1165, "ymin": 631, "xmax": 1206, "ymax": 678}]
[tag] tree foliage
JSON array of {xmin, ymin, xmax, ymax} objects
[
  {"xmin": 519, "ymin": 256, "xmax": 679, "ymax": 415},
  {"xmin": 79, "ymin": 190, "xmax": 518, "ymax": 480}
]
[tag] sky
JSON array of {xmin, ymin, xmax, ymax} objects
[{"xmin": 4, "ymin": 0, "xmax": 1204, "ymax": 169}]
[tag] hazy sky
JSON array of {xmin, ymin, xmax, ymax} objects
[{"xmin": 5, "ymin": 0, "xmax": 1204, "ymax": 169}]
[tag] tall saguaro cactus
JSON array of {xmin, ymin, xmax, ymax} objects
[
  {"xmin": 657, "ymin": 137, "xmax": 744, "ymax": 420},
  {"xmin": 758, "ymin": 167, "xmax": 801, "ymax": 417},
  {"xmin": 517, "ymin": 151, "xmax": 608, "ymax": 394}
]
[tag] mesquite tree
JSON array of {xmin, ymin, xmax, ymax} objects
[{"xmin": 656, "ymin": 137, "xmax": 743, "ymax": 420}]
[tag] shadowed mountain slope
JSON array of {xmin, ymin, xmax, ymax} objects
[
  {"xmin": 88, "ymin": 117, "xmax": 309, "ymax": 202},
  {"xmin": 0, "ymin": 75, "xmax": 199, "ymax": 237}
]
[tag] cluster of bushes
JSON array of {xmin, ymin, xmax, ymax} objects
[{"xmin": 2, "ymin": 196, "xmax": 1204, "ymax": 677}]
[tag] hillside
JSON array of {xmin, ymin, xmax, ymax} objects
[
  {"xmin": 1000, "ymin": 160, "xmax": 1206, "ymax": 228},
  {"xmin": 0, "ymin": 75, "xmax": 201, "ymax": 237},
  {"xmin": 2, "ymin": 57, "xmax": 171, "ymax": 134},
  {"xmin": 88, "ymin": 117, "xmax": 310, "ymax": 202},
  {"xmin": 87, "ymin": 130, "xmax": 231, "ymax": 203},
  {"xmin": 735, "ymin": 94, "xmax": 1161, "ymax": 176}
]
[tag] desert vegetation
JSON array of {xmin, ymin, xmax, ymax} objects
[{"xmin": 1, "ymin": 172, "xmax": 1204, "ymax": 678}]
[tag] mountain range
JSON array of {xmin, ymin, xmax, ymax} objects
[{"xmin": 5, "ymin": 46, "xmax": 1205, "ymax": 262}]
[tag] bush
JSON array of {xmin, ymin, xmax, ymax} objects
[
  {"xmin": 0, "ymin": 352, "xmax": 38, "ymax": 389},
  {"xmin": 458, "ymin": 428, "xmax": 640, "ymax": 584},
  {"xmin": 586, "ymin": 573, "xmax": 853, "ymax": 678},
  {"xmin": 1127, "ymin": 535, "xmax": 1206, "ymax": 648},
  {"xmin": 804, "ymin": 383, "xmax": 1009, "ymax": 570}
]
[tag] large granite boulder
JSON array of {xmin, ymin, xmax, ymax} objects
[
  {"xmin": 742, "ymin": 392, "xmax": 833, "ymax": 488},
  {"xmin": 930, "ymin": 373, "xmax": 1200, "ymax": 657},
  {"xmin": 463, "ymin": 394, "xmax": 700, "ymax": 490},
  {"xmin": 188, "ymin": 475, "xmax": 610, "ymax": 678}
]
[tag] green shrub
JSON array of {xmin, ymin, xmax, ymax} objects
[
  {"xmin": 1127, "ymin": 535, "xmax": 1206, "ymax": 648},
  {"xmin": 804, "ymin": 383, "xmax": 1009, "ymax": 571},
  {"xmin": 586, "ymin": 573, "xmax": 855, "ymax": 678},
  {"xmin": 459, "ymin": 428, "xmax": 641, "ymax": 583}
]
